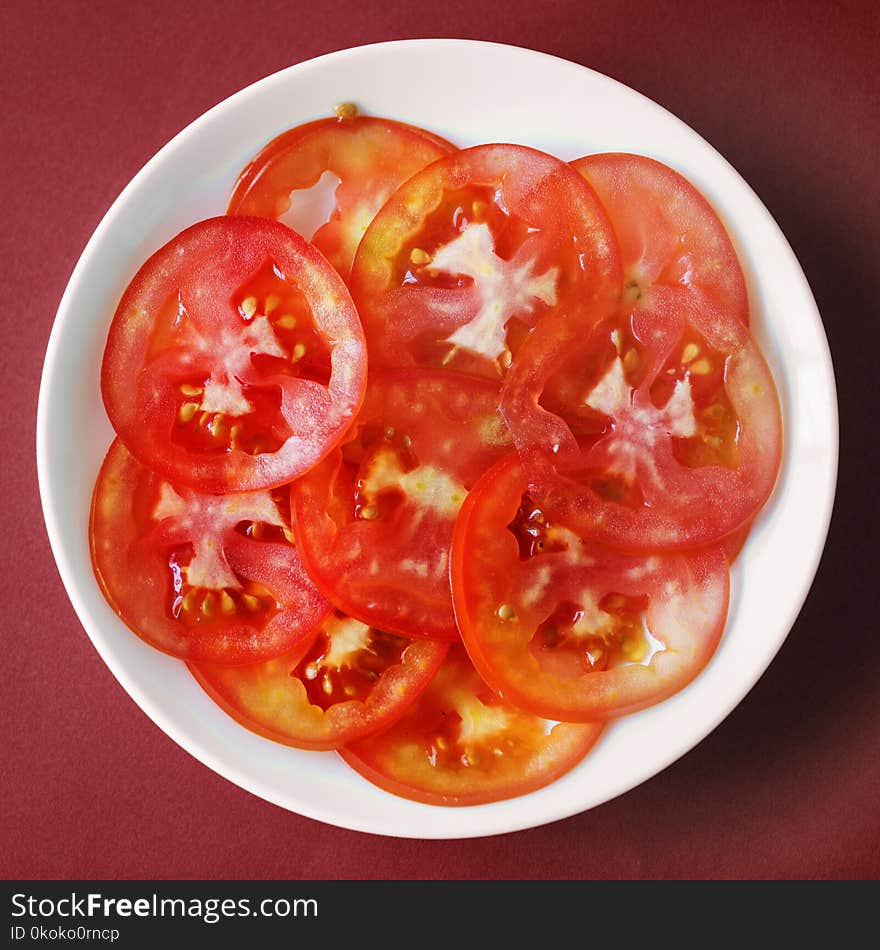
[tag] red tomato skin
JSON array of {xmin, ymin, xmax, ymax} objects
[
  {"xmin": 101, "ymin": 216, "xmax": 367, "ymax": 494},
  {"xmin": 451, "ymin": 455, "xmax": 732, "ymax": 722},
  {"xmin": 290, "ymin": 369, "xmax": 513, "ymax": 641},
  {"xmin": 572, "ymin": 152, "xmax": 750, "ymax": 324},
  {"xmin": 90, "ymin": 439, "xmax": 330, "ymax": 664},
  {"xmin": 340, "ymin": 645, "xmax": 603, "ymax": 806},
  {"xmin": 228, "ymin": 115, "xmax": 455, "ymax": 282},
  {"xmin": 188, "ymin": 626, "xmax": 448, "ymax": 752}
]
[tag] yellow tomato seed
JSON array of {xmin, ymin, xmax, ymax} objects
[
  {"xmin": 201, "ymin": 593, "xmax": 216, "ymax": 617},
  {"xmin": 682, "ymin": 343, "xmax": 700, "ymax": 363},
  {"xmin": 334, "ymin": 101, "xmax": 358, "ymax": 119},
  {"xmin": 623, "ymin": 348, "xmax": 640, "ymax": 373}
]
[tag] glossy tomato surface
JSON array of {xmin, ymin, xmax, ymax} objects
[
  {"xmin": 291, "ymin": 370, "xmax": 512, "ymax": 640},
  {"xmin": 341, "ymin": 644, "xmax": 603, "ymax": 806},
  {"xmin": 452, "ymin": 455, "xmax": 730, "ymax": 721},
  {"xmin": 572, "ymin": 153, "xmax": 749, "ymax": 324},
  {"xmin": 90, "ymin": 440, "xmax": 330, "ymax": 663},
  {"xmin": 501, "ymin": 289, "xmax": 782, "ymax": 550},
  {"xmin": 228, "ymin": 114, "xmax": 454, "ymax": 282},
  {"xmin": 102, "ymin": 216, "xmax": 366, "ymax": 493},
  {"xmin": 190, "ymin": 608, "xmax": 448, "ymax": 750},
  {"xmin": 350, "ymin": 143, "xmax": 621, "ymax": 381}
]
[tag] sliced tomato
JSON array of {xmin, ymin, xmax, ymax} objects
[
  {"xmin": 340, "ymin": 644, "xmax": 603, "ymax": 806},
  {"xmin": 572, "ymin": 153, "xmax": 749, "ymax": 324},
  {"xmin": 90, "ymin": 439, "xmax": 329, "ymax": 663},
  {"xmin": 451, "ymin": 455, "xmax": 730, "ymax": 721},
  {"xmin": 500, "ymin": 289, "xmax": 782, "ymax": 550},
  {"xmin": 101, "ymin": 216, "xmax": 366, "ymax": 493},
  {"xmin": 291, "ymin": 370, "xmax": 512, "ymax": 640},
  {"xmin": 189, "ymin": 608, "xmax": 448, "ymax": 751},
  {"xmin": 350, "ymin": 144, "xmax": 621, "ymax": 381},
  {"xmin": 228, "ymin": 113, "xmax": 454, "ymax": 282}
]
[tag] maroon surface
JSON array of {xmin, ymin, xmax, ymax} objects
[{"xmin": 3, "ymin": 0, "xmax": 878, "ymax": 879}]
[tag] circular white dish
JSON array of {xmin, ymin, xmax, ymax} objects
[{"xmin": 37, "ymin": 39, "xmax": 837, "ymax": 839}]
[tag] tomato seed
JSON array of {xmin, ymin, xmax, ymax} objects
[
  {"xmin": 242, "ymin": 594, "xmax": 262, "ymax": 612},
  {"xmin": 682, "ymin": 342, "xmax": 700, "ymax": 363},
  {"xmin": 623, "ymin": 348, "xmax": 640, "ymax": 374},
  {"xmin": 334, "ymin": 101, "xmax": 358, "ymax": 119},
  {"xmin": 240, "ymin": 296, "xmax": 258, "ymax": 320}
]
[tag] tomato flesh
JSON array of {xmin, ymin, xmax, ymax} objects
[
  {"xmin": 291, "ymin": 370, "xmax": 513, "ymax": 640},
  {"xmin": 341, "ymin": 644, "xmax": 603, "ymax": 806},
  {"xmin": 228, "ymin": 115, "xmax": 454, "ymax": 282},
  {"xmin": 90, "ymin": 440, "xmax": 330, "ymax": 663},
  {"xmin": 101, "ymin": 216, "xmax": 366, "ymax": 493},
  {"xmin": 451, "ymin": 455, "xmax": 731, "ymax": 720},
  {"xmin": 350, "ymin": 144, "xmax": 622, "ymax": 381},
  {"xmin": 572, "ymin": 153, "xmax": 749, "ymax": 324},
  {"xmin": 189, "ymin": 609, "xmax": 447, "ymax": 751}
]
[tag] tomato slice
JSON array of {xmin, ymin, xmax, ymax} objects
[
  {"xmin": 90, "ymin": 439, "xmax": 329, "ymax": 663},
  {"xmin": 291, "ymin": 370, "xmax": 513, "ymax": 640},
  {"xmin": 500, "ymin": 289, "xmax": 782, "ymax": 550},
  {"xmin": 572, "ymin": 153, "xmax": 749, "ymax": 324},
  {"xmin": 189, "ymin": 608, "xmax": 448, "ymax": 750},
  {"xmin": 228, "ymin": 113, "xmax": 454, "ymax": 282},
  {"xmin": 350, "ymin": 144, "xmax": 621, "ymax": 381},
  {"xmin": 451, "ymin": 455, "xmax": 730, "ymax": 721},
  {"xmin": 101, "ymin": 216, "xmax": 367, "ymax": 493},
  {"xmin": 340, "ymin": 644, "xmax": 603, "ymax": 806}
]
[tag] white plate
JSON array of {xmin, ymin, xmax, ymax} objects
[{"xmin": 37, "ymin": 40, "xmax": 838, "ymax": 839}]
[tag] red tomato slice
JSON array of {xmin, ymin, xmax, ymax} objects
[
  {"xmin": 90, "ymin": 439, "xmax": 330, "ymax": 663},
  {"xmin": 101, "ymin": 216, "xmax": 366, "ymax": 493},
  {"xmin": 500, "ymin": 289, "xmax": 782, "ymax": 550},
  {"xmin": 228, "ymin": 114, "xmax": 454, "ymax": 282},
  {"xmin": 572, "ymin": 153, "xmax": 749, "ymax": 324},
  {"xmin": 340, "ymin": 644, "xmax": 603, "ymax": 806},
  {"xmin": 350, "ymin": 144, "xmax": 621, "ymax": 381},
  {"xmin": 291, "ymin": 370, "xmax": 513, "ymax": 641},
  {"xmin": 189, "ymin": 609, "xmax": 448, "ymax": 751},
  {"xmin": 451, "ymin": 455, "xmax": 730, "ymax": 721}
]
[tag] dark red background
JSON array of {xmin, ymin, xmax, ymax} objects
[{"xmin": 3, "ymin": 0, "xmax": 878, "ymax": 879}]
